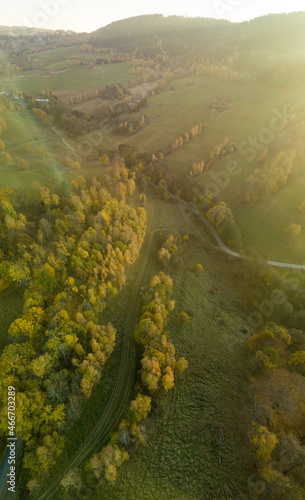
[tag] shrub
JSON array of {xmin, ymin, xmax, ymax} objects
[{"xmin": 179, "ymin": 312, "xmax": 190, "ymax": 323}]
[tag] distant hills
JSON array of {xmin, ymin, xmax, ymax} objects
[
  {"xmin": 0, "ymin": 25, "xmax": 74, "ymax": 38},
  {"xmin": 93, "ymin": 14, "xmax": 230, "ymax": 36},
  {"xmin": 88, "ymin": 12, "xmax": 305, "ymax": 64}
]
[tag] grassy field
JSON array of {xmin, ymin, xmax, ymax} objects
[
  {"xmin": 112, "ymin": 77, "xmax": 297, "ymax": 153},
  {"xmin": 2, "ymin": 62, "xmax": 132, "ymax": 95},
  {"xmin": 30, "ymin": 45, "xmax": 83, "ymax": 66},
  {"xmin": 0, "ymin": 106, "xmax": 112, "ymax": 190},
  {"xmin": 0, "ymin": 110, "xmax": 68, "ymax": 188},
  {"xmin": 31, "ymin": 46, "xmax": 104, "ymax": 68},
  {"xmin": 70, "ymin": 97, "xmax": 111, "ymax": 113}
]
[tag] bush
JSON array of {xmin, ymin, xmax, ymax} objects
[{"xmin": 179, "ymin": 312, "xmax": 190, "ymax": 323}]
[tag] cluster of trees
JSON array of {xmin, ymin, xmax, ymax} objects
[
  {"xmin": 76, "ymin": 43, "xmax": 130, "ymax": 64},
  {"xmin": 0, "ymin": 50, "xmax": 19, "ymax": 76},
  {"xmin": 195, "ymin": 58, "xmax": 251, "ymax": 84},
  {"xmin": 299, "ymin": 197, "xmax": 305, "ymax": 213},
  {"xmin": 230, "ymin": 248, "xmax": 305, "ymax": 332},
  {"xmin": 69, "ymin": 92, "xmax": 93, "ymax": 106},
  {"xmin": 189, "ymin": 161, "xmax": 205, "ymax": 177},
  {"xmin": 188, "ymin": 136, "xmax": 237, "ymax": 179},
  {"xmin": 32, "ymin": 108, "xmax": 53, "ymax": 125},
  {"xmin": 98, "ymin": 83, "xmax": 126, "ymax": 101},
  {"xmin": 158, "ymin": 234, "xmax": 179, "ymax": 267},
  {"xmin": 206, "ymin": 202, "xmax": 243, "ymax": 252},
  {"xmin": 244, "ymin": 151, "xmax": 296, "ymax": 202},
  {"xmin": 0, "ymin": 175, "xmax": 147, "ymax": 488},
  {"xmin": 115, "ymin": 113, "xmax": 149, "ymax": 135},
  {"xmin": 104, "ymin": 158, "xmax": 136, "ymax": 203},
  {"xmin": 12, "ymin": 155, "xmax": 30, "ymax": 170},
  {"xmin": 59, "ymin": 109, "xmax": 94, "ymax": 136},
  {"xmin": 48, "ymin": 88, "xmax": 148, "ymax": 139},
  {"xmin": 170, "ymin": 123, "xmax": 204, "ymax": 154},
  {"xmin": 0, "ymin": 115, "xmax": 7, "ymax": 135},
  {"xmin": 157, "ymin": 233, "xmax": 186, "ymax": 268},
  {"xmin": 205, "ymin": 137, "xmax": 237, "ymax": 171},
  {"xmin": 93, "ymin": 95, "xmax": 148, "ymax": 125},
  {"xmin": 269, "ymin": 63, "xmax": 305, "ymax": 90},
  {"xmin": 24, "ymin": 93, "xmax": 94, "ymax": 138},
  {"xmin": 0, "ymin": 150, "xmax": 31, "ymax": 171},
  {"xmin": 60, "ymin": 156, "xmax": 81, "ymax": 170},
  {"xmin": 210, "ymin": 95, "xmax": 233, "ymax": 115},
  {"xmin": 285, "ymin": 223, "xmax": 301, "ymax": 241},
  {"xmin": 134, "ymin": 272, "xmax": 188, "ymax": 392},
  {"xmin": 130, "ymin": 60, "xmax": 164, "ymax": 85},
  {"xmin": 60, "ymin": 392, "xmax": 151, "ymax": 496},
  {"xmin": 68, "ymin": 84, "xmax": 128, "ymax": 106},
  {"xmin": 248, "ymin": 323, "xmax": 305, "ymax": 498}
]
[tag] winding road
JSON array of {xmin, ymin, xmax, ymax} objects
[{"xmin": 166, "ymin": 191, "xmax": 305, "ymax": 269}]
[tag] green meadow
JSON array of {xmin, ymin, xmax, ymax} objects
[
  {"xmin": 0, "ymin": 110, "xmax": 68, "ymax": 188},
  {"xmin": 2, "ymin": 62, "xmax": 132, "ymax": 94}
]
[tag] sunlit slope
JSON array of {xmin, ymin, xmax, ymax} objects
[
  {"xmin": 0, "ymin": 108, "xmax": 70, "ymax": 188},
  {"xmin": 96, "ymin": 73, "xmax": 305, "ymax": 263}
]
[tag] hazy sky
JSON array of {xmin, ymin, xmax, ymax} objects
[{"xmin": 3, "ymin": 0, "xmax": 305, "ymax": 33}]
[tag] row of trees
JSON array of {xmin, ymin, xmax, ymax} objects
[
  {"xmin": 189, "ymin": 135, "xmax": 237, "ymax": 178},
  {"xmin": 134, "ymin": 272, "xmax": 188, "ymax": 392},
  {"xmin": 170, "ymin": 123, "xmax": 204, "ymax": 154},
  {"xmin": 205, "ymin": 137, "xmax": 237, "ymax": 171},
  {"xmin": 189, "ymin": 160, "xmax": 205, "ymax": 177},
  {"xmin": 69, "ymin": 83, "xmax": 128, "ymax": 105}
]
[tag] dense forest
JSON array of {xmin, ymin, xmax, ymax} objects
[{"xmin": 0, "ymin": 173, "xmax": 146, "ymax": 487}]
